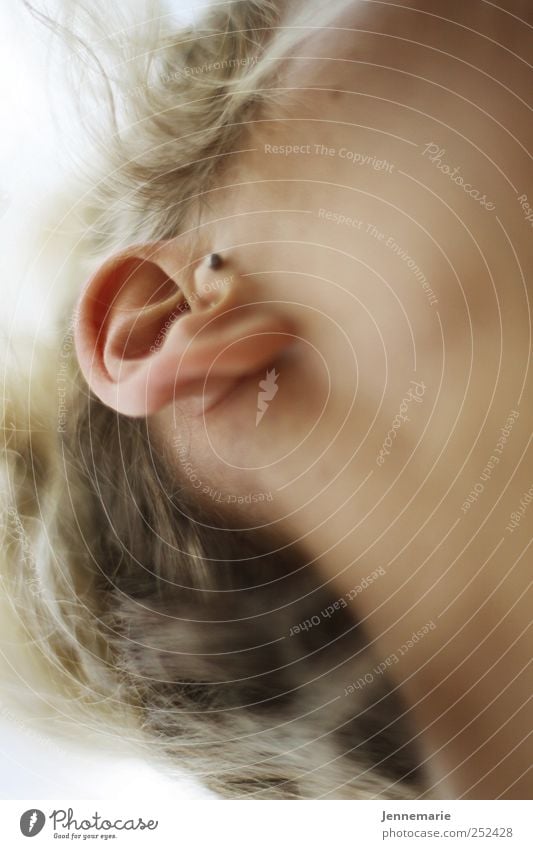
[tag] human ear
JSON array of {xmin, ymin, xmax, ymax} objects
[{"xmin": 74, "ymin": 242, "xmax": 295, "ymax": 417}]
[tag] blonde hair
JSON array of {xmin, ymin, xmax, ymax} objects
[{"xmin": 1, "ymin": 0, "xmax": 427, "ymax": 798}]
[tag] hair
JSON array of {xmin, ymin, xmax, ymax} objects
[{"xmin": 1, "ymin": 0, "xmax": 429, "ymax": 798}]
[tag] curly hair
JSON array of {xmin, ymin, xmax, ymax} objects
[{"xmin": 1, "ymin": 0, "xmax": 427, "ymax": 799}]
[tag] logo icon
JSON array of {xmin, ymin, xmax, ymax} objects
[
  {"xmin": 256, "ymin": 368, "xmax": 279, "ymax": 425},
  {"xmin": 20, "ymin": 810, "xmax": 46, "ymax": 837}
]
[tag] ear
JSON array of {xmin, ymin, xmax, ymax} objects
[{"xmin": 74, "ymin": 242, "xmax": 295, "ymax": 417}]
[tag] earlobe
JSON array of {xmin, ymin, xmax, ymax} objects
[{"xmin": 74, "ymin": 243, "xmax": 296, "ymax": 418}]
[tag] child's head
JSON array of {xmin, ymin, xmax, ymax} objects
[{"xmin": 3, "ymin": 0, "xmax": 427, "ymax": 798}]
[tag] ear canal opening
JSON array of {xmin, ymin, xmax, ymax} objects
[
  {"xmin": 106, "ymin": 287, "xmax": 190, "ymax": 364},
  {"xmin": 129, "ymin": 293, "xmax": 192, "ymax": 360}
]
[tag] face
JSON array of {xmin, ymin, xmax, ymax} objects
[{"xmin": 77, "ymin": 0, "xmax": 532, "ymax": 560}]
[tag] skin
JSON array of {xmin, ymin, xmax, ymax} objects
[{"xmin": 75, "ymin": 1, "xmax": 532, "ymax": 798}]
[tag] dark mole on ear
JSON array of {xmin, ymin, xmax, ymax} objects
[{"xmin": 208, "ymin": 253, "xmax": 223, "ymax": 270}]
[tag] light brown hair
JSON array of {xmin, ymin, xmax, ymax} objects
[{"xmin": 2, "ymin": 0, "xmax": 426, "ymax": 798}]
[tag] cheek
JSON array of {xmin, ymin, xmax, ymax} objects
[
  {"xmin": 169, "ymin": 414, "xmax": 277, "ymax": 526},
  {"xmin": 198, "ymin": 340, "xmax": 334, "ymax": 468},
  {"xmin": 156, "ymin": 388, "xmax": 275, "ymax": 521},
  {"xmin": 154, "ymin": 330, "xmax": 353, "ymax": 516}
]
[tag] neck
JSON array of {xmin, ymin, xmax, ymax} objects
[{"xmin": 274, "ymin": 396, "xmax": 532, "ymax": 798}]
